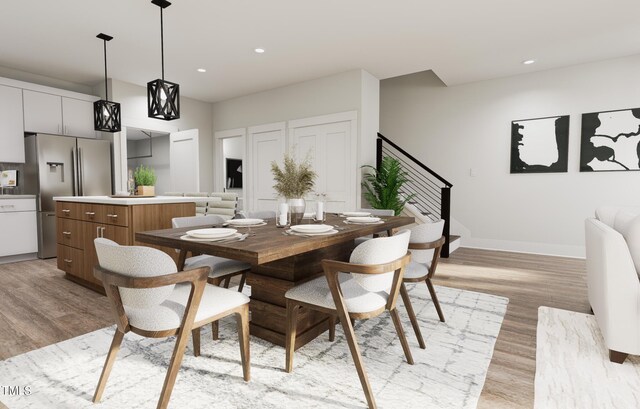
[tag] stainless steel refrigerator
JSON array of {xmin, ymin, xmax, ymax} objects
[{"xmin": 24, "ymin": 134, "xmax": 113, "ymax": 258}]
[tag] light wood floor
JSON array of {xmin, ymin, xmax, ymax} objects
[{"xmin": 0, "ymin": 248, "xmax": 588, "ymax": 408}]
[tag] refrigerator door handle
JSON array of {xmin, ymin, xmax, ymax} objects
[
  {"xmin": 78, "ymin": 147, "xmax": 84, "ymax": 196},
  {"xmin": 71, "ymin": 148, "xmax": 78, "ymax": 196}
]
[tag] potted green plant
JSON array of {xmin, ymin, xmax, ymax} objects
[
  {"xmin": 361, "ymin": 156, "xmax": 414, "ymax": 216},
  {"xmin": 134, "ymin": 165, "xmax": 157, "ymax": 196},
  {"xmin": 271, "ymin": 152, "xmax": 317, "ymax": 224}
]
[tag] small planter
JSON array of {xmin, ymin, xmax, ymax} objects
[{"xmin": 136, "ymin": 186, "xmax": 155, "ymax": 196}]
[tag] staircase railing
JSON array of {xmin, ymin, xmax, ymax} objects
[{"xmin": 376, "ymin": 133, "xmax": 453, "ymax": 257}]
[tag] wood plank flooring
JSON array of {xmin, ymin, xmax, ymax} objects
[{"xmin": 0, "ymin": 248, "xmax": 589, "ymax": 408}]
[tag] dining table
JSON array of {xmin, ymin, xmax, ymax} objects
[{"xmin": 135, "ymin": 214, "xmax": 415, "ymax": 349}]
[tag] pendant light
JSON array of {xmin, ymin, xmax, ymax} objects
[
  {"xmin": 147, "ymin": 0, "xmax": 180, "ymax": 121},
  {"xmin": 94, "ymin": 33, "xmax": 121, "ymax": 132}
]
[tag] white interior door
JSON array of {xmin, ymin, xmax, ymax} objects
[
  {"xmin": 170, "ymin": 129, "xmax": 199, "ymax": 192},
  {"xmin": 289, "ymin": 113, "xmax": 357, "ymax": 212},
  {"xmin": 247, "ymin": 123, "xmax": 285, "ymax": 211}
]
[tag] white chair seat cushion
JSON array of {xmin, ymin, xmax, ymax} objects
[
  {"xmin": 126, "ymin": 283, "xmax": 249, "ymax": 332},
  {"xmin": 184, "ymin": 255, "xmax": 250, "ymax": 279},
  {"xmin": 403, "ymin": 261, "xmax": 430, "ymax": 280},
  {"xmin": 285, "ymin": 274, "xmax": 388, "ymax": 314}
]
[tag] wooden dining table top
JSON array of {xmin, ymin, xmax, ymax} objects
[{"xmin": 135, "ymin": 214, "xmax": 415, "ymax": 265}]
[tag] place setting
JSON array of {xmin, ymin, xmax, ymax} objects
[
  {"xmin": 179, "ymin": 228, "xmax": 248, "ymax": 243},
  {"xmin": 283, "ymin": 223, "xmax": 339, "ymax": 237}
]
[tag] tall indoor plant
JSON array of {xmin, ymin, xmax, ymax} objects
[
  {"xmin": 271, "ymin": 152, "xmax": 317, "ymax": 224},
  {"xmin": 361, "ymin": 156, "xmax": 414, "ymax": 216},
  {"xmin": 134, "ymin": 165, "xmax": 157, "ymax": 196}
]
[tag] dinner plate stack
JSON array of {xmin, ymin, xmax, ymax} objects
[
  {"xmin": 226, "ymin": 218, "xmax": 266, "ymax": 227},
  {"xmin": 345, "ymin": 216, "xmax": 382, "ymax": 224},
  {"xmin": 180, "ymin": 228, "xmax": 240, "ymax": 242},
  {"xmin": 287, "ymin": 224, "xmax": 338, "ymax": 236},
  {"xmin": 340, "ymin": 211, "xmax": 371, "ymax": 217}
]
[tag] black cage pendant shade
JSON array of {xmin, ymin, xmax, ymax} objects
[
  {"xmin": 147, "ymin": 0, "xmax": 180, "ymax": 121},
  {"xmin": 94, "ymin": 33, "xmax": 121, "ymax": 132}
]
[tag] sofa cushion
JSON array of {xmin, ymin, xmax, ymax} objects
[
  {"xmin": 614, "ymin": 209, "xmax": 640, "ymax": 237},
  {"xmin": 622, "ymin": 214, "xmax": 640, "ymax": 279}
]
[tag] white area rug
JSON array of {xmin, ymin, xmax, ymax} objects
[
  {"xmin": 0, "ymin": 285, "xmax": 507, "ymax": 409},
  {"xmin": 535, "ymin": 307, "xmax": 640, "ymax": 409}
]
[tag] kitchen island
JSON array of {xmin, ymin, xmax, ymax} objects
[{"xmin": 53, "ymin": 196, "xmax": 199, "ymax": 293}]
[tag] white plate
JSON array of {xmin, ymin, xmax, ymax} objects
[
  {"xmin": 286, "ymin": 229, "xmax": 339, "ymax": 236},
  {"xmin": 341, "ymin": 211, "xmax": 371, "ymax": 217},
  {"xmin": 186, "ymin": 228, "xmax": 237, "ymax": 239},
  {"xmin": 346, "ymin": 216, "xmax": 381, "ymax": 224},
  {"xmin": 290, "ymin": 224, "xmax": 333, "ymax": 234},
  {"xmin": 180, "ymin": 233, "xmax": 242, "ymax": 242},
  {"xmin": 227, "ymin": 218, "xmax": 264, "ymax": 226}
]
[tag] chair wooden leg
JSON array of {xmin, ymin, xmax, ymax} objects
[
  {"xmin": 222, "ymin": 276, "xmax": 231, "ymax": 288},
  {"xmin": 211, "ymin": 321, "xmax": 219, "ymax": 340},
  {"xmin": 336, "ymin": 308, "xmax": 377, "ymax": 409},
  {"xmin": 93, "ymin": 329, "xmax": 125, "ymax": 403},
  {"xmin": 236, "ymin": 305, "xmax": 251, "ymax": 381},
  {"xmin": 390, "ymin": 308, "xmax": 414, "ymax": 365},
  {"xmin": 350, "ymin": 318, "xmax": 356, "ymax": 327},
  {"xmin": 426, "ymin": 278, "xmax": 445, "ymax": 322},
  {"xmin": 328, "ymin": 315, "xmax": 336, "ymax": 342},
  {"xmin": 400, "ymin": 283, "xmax": 425, "ymax": 349},
  {"xmin": 156, "ymin": 326, "xmax": 193, "ymax": 409},
  {"xmin": 609, "ymin": 349, "xmax": 628, "ymax": 364},
  {"xmin": 285, "ymin": 301, "xmax": 301, "ymax": 373},
  {"xmin": 238, "ymin": 272, "xmax": 247, "ymax": 293},
  {"xmin": 192, "ymin": 328, "xmax": 201, "ymax": 357}
]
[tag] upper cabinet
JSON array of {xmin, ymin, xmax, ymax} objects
[
  {"xmin": 0, "ymin": 85, "xmax": 25, "ymax": 163},
  {"xmin": 23, "ymin": 90, "xmax": 98, "ymax": 139},
  {"xmin": 62, "ymin": 97, "xmax": 98, "ymax": 138}
]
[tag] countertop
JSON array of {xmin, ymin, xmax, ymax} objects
[
  {"xmin": 0, "ymin": 195, "xmax": 36, "ymax": 200},
  {"xmin": 53, "ymin": 195, "xmax": 207, "ymax": 205}
]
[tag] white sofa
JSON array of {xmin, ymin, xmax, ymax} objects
[{"xmin": 585, "ymin": 206, "xmax": 640, "ymax": 363}]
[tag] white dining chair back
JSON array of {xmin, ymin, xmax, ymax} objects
[
  {"xmin": 172, "ymin": 214, "xmax": 226, "ymax": 229},
  {"xmin": 350, "ymin": 229, "xmax": 410, "ymax": 292},
  {"xmin": 407, "ymin": 220, "xmax": 445, "ymax": 264},
  {"xmin": 358, "ymin": 208, "xmax": 395, "ymax": 217},
  {"xmin": 247, "ymin": 210, "xmax": 276, "ymax": 219},
  {"xmin": 94, "ymin": 238, "xmax": 177, "ymax": 309}
]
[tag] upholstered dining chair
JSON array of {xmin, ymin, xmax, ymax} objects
[
  {"xmin": 92, "ymin": 238, "xmax": 250, "ymax": 409},
  {"xmin": 284, "ymin": 230, "xmax": 413, "ymax": 409},
  {"xmin": 400, "ymin": 220, "xmax": 446, "ymax": 349},
  {"xmin": 172, "ymin": 215, "xmax": 252, "ymax": 340}
]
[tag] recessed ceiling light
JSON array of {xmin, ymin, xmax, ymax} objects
[
  {"xmin": 254, "ymin": 48, "xmax": 265, "ymax": 54},
  {"xmin": 197, "ymin": 68, "xmax": 206, "ymax": 73},
  {"xmin": 522, "ymin": 59, "xmax": 536, "ymax": 65}
]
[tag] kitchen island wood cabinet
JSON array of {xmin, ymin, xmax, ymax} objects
[{"xmin": 54, "ymin": 198, "xmax": 195, "ymax": 293}]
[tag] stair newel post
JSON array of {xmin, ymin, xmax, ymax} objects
[
  {"xmin": 376, "ymin": 138, "xmax": 383, "ymax": 172},
  {"xmin": 440, "ymin": 186, "xmax": 451, "ymax": 258}
]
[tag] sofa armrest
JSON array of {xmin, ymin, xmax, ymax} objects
[{"xmin": 585, "ymin": 218, "xmax": 640, "ymax": 354}]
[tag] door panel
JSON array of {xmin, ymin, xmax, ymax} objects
[
  {"xmin": 170, "ymin": 129, "xmax": 200, "ymax": 192},
  {"xmin": 36, "ymin": 134, "xmax": 76, "ymax": 211},
  {"xmin": 23, "ymin": 91, "xmax": 62, "ymax": 134},
  {"xmin": 77, "ymin": 138, "xmax": 112, "ymax": 196},
  {"xmin": 249, "ymin": 125, "xmax": 285, "ymax": 211},
  {"xmin": 62, "ymin": 97, "xmax": 98, "ymax": 138}
]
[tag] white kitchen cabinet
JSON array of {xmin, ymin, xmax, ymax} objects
[
  {"xmin": 0, "ymin": 85, "xmax": 25, "ymax": 163},
  {"xmin": 62, "ymin": 97, "xmax": 98, "ymax": 138},
  {"xmin": 0, "ymin": 198, "xmax": 37, "ymax": 258},
  {"xmin": 23, "ymin": 91, "xmax": 98, "ymax": 138},
  {"xmin": 23, "ymin": 90, "xmax": 63, "ymax": 134}
]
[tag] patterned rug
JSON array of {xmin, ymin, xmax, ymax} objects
[
  {"xmin": 535, "ymin": 307, "xmax": 640, "ymax": 409},
  {"xmin": 0, "ymin": 285, "xmax": 508, "ymax": 409}
]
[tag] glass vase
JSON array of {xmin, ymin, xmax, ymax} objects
[{"xmin": 288, "ymin": 198, "xmax": 306, "ymax": 226}]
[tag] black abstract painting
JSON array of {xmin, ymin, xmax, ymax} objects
[
  {"xmin": 226, "ymin": 158, "xmax": 243, "ymax": 188},
  {"xmin": 580, "ymin": 108, "xmax": 640, "ymax": 172},
  {"xmin": 510, "ymin": 115, "xmax": 569, "ymax": 173}
]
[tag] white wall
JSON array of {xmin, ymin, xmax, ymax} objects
[
  {"xmin": 110, "ymin": 79, "xmax": 214, "ymax": 192},
  {"xmin": 212, "ymin": 69, "xmax": 380, "ymax": 207},
  {"xmin": 380, "ymin": 55, "xmax": 640, "ymax": 258},
  {"xmin": 0, "ymin": 65, "xmax": 94, "ymax": 95}
]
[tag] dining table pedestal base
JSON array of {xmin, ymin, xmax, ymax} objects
[{"xmin": 246, "ymin": 240, "xmax": 354, "ymax": 349}]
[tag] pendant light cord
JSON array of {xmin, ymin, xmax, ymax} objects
[
  {"xmin": 103, "ymin": 40, "xmax": 109, "ymax": 101},
  {"xmin": 160, "ymin": 7, "xmax": 165, "ymax": 81}
]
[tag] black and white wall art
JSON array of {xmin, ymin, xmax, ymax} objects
[
  {"xmin": 510, "ymin": 115, "xmax": 569, "ymax": 173},
  {"xmin": 580, "ymin": 108, "xmax": 640, "ymax": 172}
]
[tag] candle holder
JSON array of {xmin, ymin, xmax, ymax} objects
[
  {"xmin": 276, "ymin": 200, "xmax": 290, "ymax": 228},
  {"xmin": 314, "ymin": 192, "xmax": 327, "ymax": 222}
]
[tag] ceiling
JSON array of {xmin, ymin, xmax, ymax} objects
[{"xmin": 2, "ymin": 1, "xmax": 640, "ymax": 103}]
